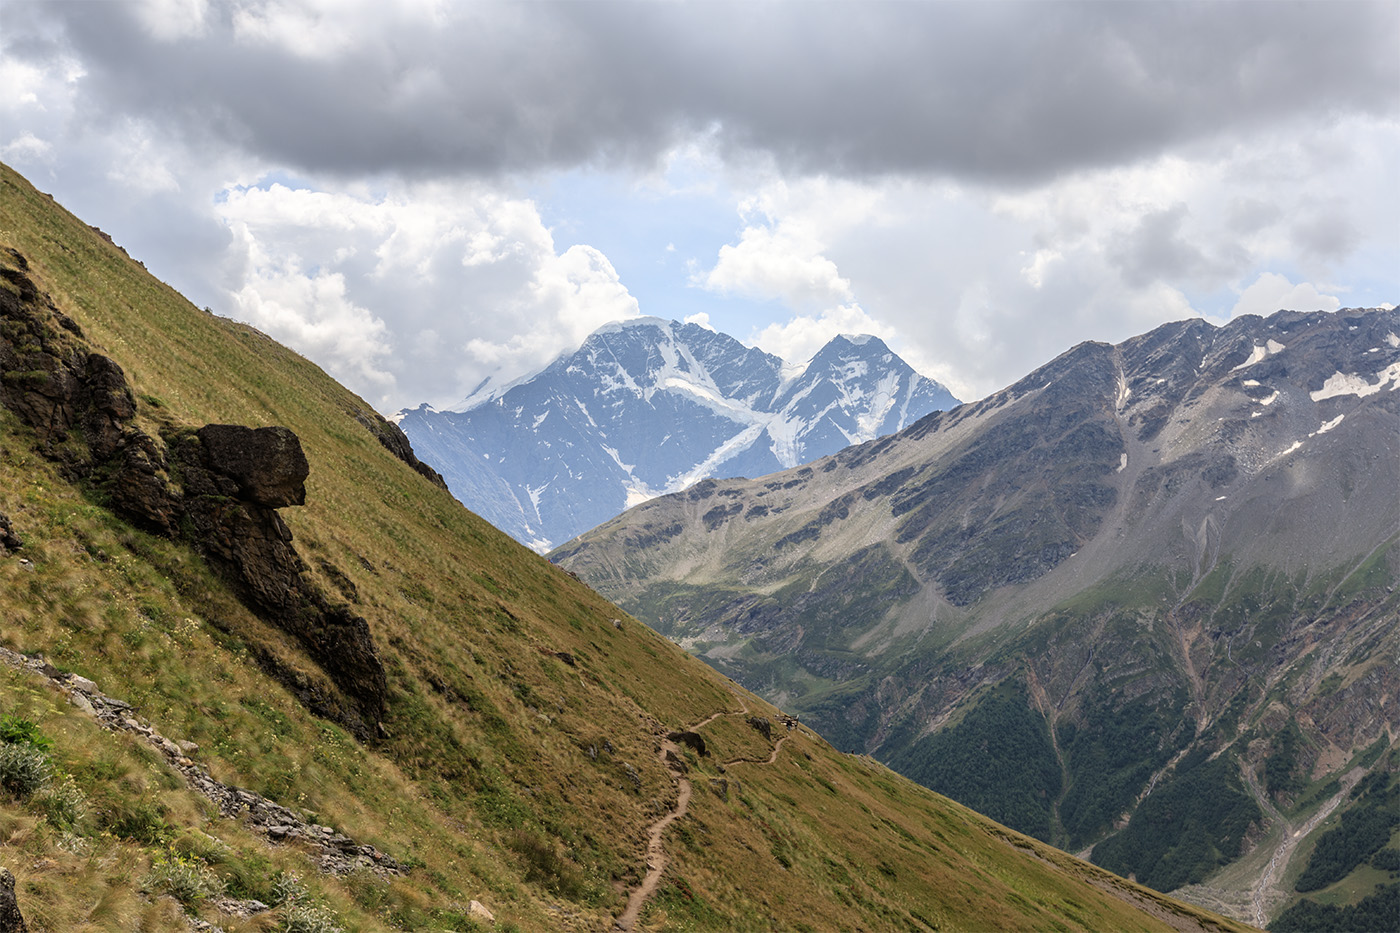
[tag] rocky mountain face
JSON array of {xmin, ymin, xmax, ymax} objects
[
  {"xmin": 397, "ymin": 317, "xmax": 957, "ymax": 550},
  {"xmin": 556, "ymin": 306, "xmax": 1400, "ymax": 925}
]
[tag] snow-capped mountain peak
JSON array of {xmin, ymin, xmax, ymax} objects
[{"xmin": 399, "ymin": 318, "xmax": 958, "ymax": 550}]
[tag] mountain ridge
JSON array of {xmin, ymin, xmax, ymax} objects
[{"xmin": 556, "ymin": 304, "xmax": 1400, "ymax": 927}]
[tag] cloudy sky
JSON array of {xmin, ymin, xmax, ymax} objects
[{"xmin": 2, "ymin": 0, "xmax": 1396, "ymax": 413}]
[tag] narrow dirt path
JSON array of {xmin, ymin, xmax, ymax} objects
[
  {"xmin": 615, "ymin": 733, "xmax": 696, "ymax": 931},
  {"xmin": 724, "ymin": 731, "xmax": 791, "ymax": 766},
  {"xmin": 614, "ymin": 686, "xmax": 794, "ymax": 930}
]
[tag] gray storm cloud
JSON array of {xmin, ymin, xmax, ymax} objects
[{"xmin": 29, "ymin": 0, "xmax": 1400, "ymax": 184}]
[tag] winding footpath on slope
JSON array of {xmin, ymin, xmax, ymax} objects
[{"xmin": 614, "ymin": 688, "xmax": 792, "ymax": 931}]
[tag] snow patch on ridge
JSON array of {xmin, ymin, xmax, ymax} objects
[
  {"xmin": 855, "ymin": 371, "xmax": 902, "ymax": 439},
  {"xmin": 592, "ymin": 316, "xmax": 668, "ymax": 336},
  {"xmin": 1231, "ymin": 339, "xmax": 1286, "ymax": 371},
  {"xmin": 1311, "ymin": 415, "xmax": 1345, "ymax": 436},
  {"xmin": 1309, "ymin": 361, "xmax": 1400, "ymax": 401},
  {"xmin": 624, "ymin": 485, "xmax": 657, "ymax": 509}
]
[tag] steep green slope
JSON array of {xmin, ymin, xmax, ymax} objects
[{"xmin": 0, "ymin": 163, "xmax": 1256, "ymax": 932}]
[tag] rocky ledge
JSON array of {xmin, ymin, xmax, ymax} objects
[{"xmin": 0, "ymin": 646, "xmax": 400, "ymax": 877}]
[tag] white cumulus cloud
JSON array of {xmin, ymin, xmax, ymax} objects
[
  {"xmin": 751, "ymin": 304, "xmax": 897, "ymax": 366},
  {"xmin": 216, "ymin": 178, "xmax": 639, "ymax": 411},
  {"xmin": 1231, "ymin": 273, "xmax": 1341, "ymax": 319}
]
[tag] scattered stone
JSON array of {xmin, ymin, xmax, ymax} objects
[
  {"xmin": 622, "ymin": 762, "xmax": 642, "ymax": 791},
  {"xmin": 611, "ymin": 618, "xmax": 623, "ymax": 630},
  {"xmin": 746, "ymin": 717, "xmax": 772, "ymax": 741},
  {"xmin": 709, "ymin": 778, "xmax": 729, "ymax": 801},
  {"xmin": 537, "ymin": 647, "xmax": 576, "ymax": 667},
  {"xmin": 64, "ymin": 674, "xmax": 98, "ymax": 695},
  {"xmin": 468, "ymin": 900, "xmax": 495, "ymax": 923}
]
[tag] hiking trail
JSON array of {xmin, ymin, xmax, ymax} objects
[{"xmin": 614, "ymin": 687, "xmax": 794, "ymax": 930}]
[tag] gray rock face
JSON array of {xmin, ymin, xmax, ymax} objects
[{"xmin": 399, "ymin": 318, "xmax": 958, "ymax": 550}]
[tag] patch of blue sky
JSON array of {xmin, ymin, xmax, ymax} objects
[{"xmin": 529, "ymin": 168, "xmax": 790, "ymax": 345}]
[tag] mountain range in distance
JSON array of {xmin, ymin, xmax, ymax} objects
[
  {"xmin": 555, "ymin": 304, "xmax": 1400, "ymax": 928},
  {"xmin": 397, "ymin": 317, "xmax": 958, "ymax": 551}
]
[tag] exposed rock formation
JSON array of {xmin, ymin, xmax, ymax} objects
[
  {"xmin": 0, "ymin": 250, "xmax": 385, "ymax": 738},
  {"xmin": 354, "ymin": 409, "xmax": 448, "ymax": 491},
  {"xmin": 666, "ymin": 730, "xmax": 708, "ymax": 757},
  {"xmin": 0, "ymin": 868, "xmax": 27, "ymax": 933},
  {"xmin": 0, "ymin": 512, "xmax": 19, "ymax": 554},
  {"xmin": 194, "ymin": 424, "xmax": 309, "ymax": 507}
]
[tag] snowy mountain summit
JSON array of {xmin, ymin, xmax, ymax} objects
[{"xmin": 398, "ymin": 317, "xmax": 959, "ymax": 550}]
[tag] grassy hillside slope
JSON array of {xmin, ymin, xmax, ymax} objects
[{"xmin": 0, "ymin": 162, "xmax": 1252, "ymax": 932}]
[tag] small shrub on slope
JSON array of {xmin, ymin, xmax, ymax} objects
[
  {"xmin": 0, "ymin": 741, "xmax": 51, "ymax": 798},
  {"xmin": 144, "ymin": 847, "xmax": 226, "ymax": 907}
]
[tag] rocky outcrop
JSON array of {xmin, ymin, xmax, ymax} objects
[
  {"xmin": 0, "ymin": 512, "xmax": 19, "ymax": 554},
  {"xmin": 0, "ymin": 868, "xmax": 27, "ymax": 933},
  {"xmin": 0, "ymin": 250, "xmax": 385, "ymax": 738},
  {"xmin": 354, "ymin": 409, "xmax": 448, "ymax": 491},
  {"xmin": 193, "ymin": 425, "xmax": 309, "ymax": 507},
  {"xmin": 667, "ymin": 731, "xmax": 708, "ymax": 756}
]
